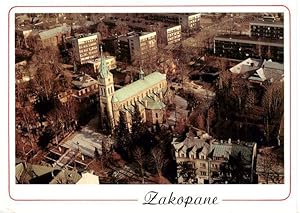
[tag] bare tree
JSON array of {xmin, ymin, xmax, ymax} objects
[
  {"xmin": 96, "ymin": 22, "xmax": 110, "ymax": 39},
  {"xmin": 132, "ymin": 146, "xmax": 146, "ymax": 183},
  {"xmin": 150, "ymin": 147, "xmax": 168, "ymax": 177},
  {"xmin": 262, "ymin": 82, "xmax": 284, "ymax": 143},
  {"xmin": 113, "ymin": 20, "xmax": 129, "ymax": 35},
  {"xmin": 257, "ymin": 148, "xmax": 284, "ymax": 183}
]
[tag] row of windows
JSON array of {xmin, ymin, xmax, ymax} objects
[
  {"xmin": 78, "ymin": 38, "xmax": 98, "ymax": 45},
  {"xmin": 78, "ymin": 84, "xmax": 98, "ymax": 96},
  {"xmin": 80, "ymin": 50, "xmax": 99, "ymax": 59},
  {"xmin": 79, "ymin": 46, "xmax": 98, "ymax": 54},
  {"xmin": 99, "ymin": 86, "xmax": 114, "ymax": 97},
  {"xmin": 251, "ymin": 25, "xmax": 283, "ymax": 30},
  {"xmin": 167, "ymin": 28, "xmax": 181, "ymax": 34},
  {"xmin": 79, "ymin": 42, "xmax": 98, "ymax": 49},
  {"xmin": 140, "ymin": 36, "xmax": 156, "ymax": 43},
  {"xmin": 168, "ymin": 35, "xmax": 181, "ymax": 41}
]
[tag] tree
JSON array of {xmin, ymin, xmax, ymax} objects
[
  {"xmin": 132, "ymin": 146, "xmax": 146, "ymax": 183},
  {"xmin": 114, "ymin": 111, "xmax": 131, "ymax": 160},
  {"xmin": 177, "ymin": 161, "xmax": 197, "ymax": 184},
  {"xmin": 219, "ymin": 152, "xmax": 251, "ymax": 184},
  {"xmin": 262, "ymin": 82, "xmax": 284, "ymax": 144},
  {"xmin": 150, "ymin": 146, "xmax": 168, "ymax": 177},
  {"xmin": 257, "ymin": 148, "xmax": 284, "ymax": 183},
  {"xmin": 174, "ymin": 116, "xmax": 188, "ymax": 135},
  {"xmin": 113, "ymin": 20, "xmax": 129, "ymax": 35},
  {"xmin": 94, "ymin": 147, "xmax": 100, "ymax": 160},
  {"xmin": 96, "ymin": 22, "xmax": 110, "ymax": 39}
]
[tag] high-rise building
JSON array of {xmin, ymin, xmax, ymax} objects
[
  {"xmin": 250, "ymin": 17, "xmax": 284, "ymax": 40},
  {"xmin": 72, "ymin": 33, "xmax": 100, "ymax": 64},
  {"xmin": 117, "ymin": 32, "xmax": 158, "ymax": 65}
]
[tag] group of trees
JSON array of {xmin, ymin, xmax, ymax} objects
[
  {"xmin": 15, "ymin": 45, "xmax": 95, "ymax": 159},
  {"xmin": 211, "ymin": 70, "xmax": 284, "ymax": 145},
  {"xmin": 218, "ymin": 152, "xmax": 252, "ymax": 184},
  {"xmin": 113, "ymin": 105, "xmax": 176, "ymax": 183}
]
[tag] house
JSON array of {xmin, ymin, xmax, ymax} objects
[
  {"xmin": 15, "ymin": 162, "xmax": 82, "ymax": 184},
  {"xmin": 71, "ymin": 73, "xmax": 99, "ymax": 99},
  {"xmin": 87, "ymin": 56, "xmax": 117, "ymax": 73},
  {"xmin": 229, "ymin": 58, "xmax": 284, "ymax": 84},
  {"xmin": 173, "ymin": 134, "xmax": 257, "ymax": 184},
  {"xmin": 38, "ymin": 24, "xmax": 71, "ymax": 47}
]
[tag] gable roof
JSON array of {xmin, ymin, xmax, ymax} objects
[
  {"xmin": 39, "ymin": 25, "xmax": 71, "ymax": 40},
  {"xmin": 113, "ymin": 72, "xmax": 166, "ymax": 103},
  {"xmin": 71, "ymin": 74, "xmax": 98, "ymax": 90}
]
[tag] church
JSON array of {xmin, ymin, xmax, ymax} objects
[{"xmin": 97, "ymin": 47, "xmax": 168, "ymax": 129}]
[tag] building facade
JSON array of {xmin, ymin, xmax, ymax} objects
[
  {"xmin": 250, "ymin": 17, "xmax": 284, "ymax": 40},
  {"xmin": 163, "ymin": 25, "xmax": 182, "ymax": 46},
  {"xmin": 229, "ymin": 57, "xmax": 284, "ymax": 84},
  {"xmin": 87, "ymin": 56, "xmax": 117, "ymax": 73},
  {"xmin": 117, "ymin": 32, "xmax": 158, "ymax": 65},
  {"xmin": 72, "ymin": 33, "xmax": 100, "ymax": 64},
  {"xmin": 145, "ymin": 13, "xmax": 201, "ymax": 31},
  {"xmin": 98, "ymin": 47, "xmax": 167, "ymax": 129},
  {"xmin": 38, "ymin": 24, "xmax": 71, "ymax": 47},
  {"xmin": 71, "ymin": 74, "xmax": 99, "ymax": 100},
  {"xmin": 214, "ymin": 35, "xmax": 283, "ymax": 62},
  {"xmin": 173, "ymin": 136, "xmax": 257, "ymax": 184}
]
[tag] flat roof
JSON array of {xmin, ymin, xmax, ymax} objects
[
  {"xmin": 61, "ymin": 126, "xmax": 107, "ymax": 158},
  {"xmin": 215, "ymin": 34, "xmax": 283, "ymax": 47},
  {"xmin": 39, "ymin": 25, "xmax": 71, "ymax": 40},
  {"xmin": 250, "ymin": 20, "xmax": 284, "ymax": 27}
]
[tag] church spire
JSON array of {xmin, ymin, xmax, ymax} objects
[
  {"xmin": 98, "ymin": 46, "xmax": 110, "ymax": 79},
  {"xmin": 139, "ymin": 66, "xmax": 145, "ymax": 80}
]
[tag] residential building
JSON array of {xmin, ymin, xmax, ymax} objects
[
  {"xmin": 180, "ymin": 13, "xmax": 201, "ymax": 31},
  {"xmin": 87, "ymin": 56, "xmax": 117, "ymax": 73},
  {"xmin": 250, "ymin": 17, "xmax": 284, "ymax": 40},
  {"xmin": 98, "ymin": 47, "xmax": 167, "ymax": 128},
  {"xmin": 229, "ymin": 57, "xmax": 284, "ymax": 83},
  {"xmin": 15, "ymin": 162, "xmax": 82, "ymax": 184},
  {"xmin": 38, "ymin": 24, "xmax": 71, "ymax": 47},
  {"xmin": 71, "ymin": 73, "xmax": 99, "ymax": 99},
  {"xmin": 104, "ymin": 16, "xmax": 182, "ymax": 47},
  {"xmin": 173, "ymin": 134, "xmax": 257, "ymax": 184},
  {"xmin": 160, "ymin": 25, "xmax": 182, "ymax": 46},
  {"xmin": 72, "ymin": 33, "xmax": 100, "ymax": 64},
  {"xmin": 214, "ymin": 35, "xmax": 283, "ymax": 62},
  {"xmin": 145, "ymin": 13, "xmax": 201, "ymax": 31},
  {"xmin": 15, "ymin": 26, "xmax": 33, "ymax": 48},
  {"xmin": 117, "ymin": 32, "xmax": 158, "ymax": 65}
]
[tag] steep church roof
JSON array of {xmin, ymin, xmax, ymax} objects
[{"xmin": 112, "ymin": 72, "xmax": 166, "ymax": 103}]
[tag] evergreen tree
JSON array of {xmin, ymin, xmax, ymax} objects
[
  {"xmin": 114, "ymin": 111, "xmax": 131, "ymax": 160},
  {"xmin": 219, "ymin": 152, "xmax": 251, "ymax": 184}
]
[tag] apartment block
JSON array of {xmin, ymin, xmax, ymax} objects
[
  {"xmin": 72, "ymin": 33, "xmax": 100, "ymax": 64},
  {"xmin": 214, "ymin": 35, "xmax": 283, "ymax": 62},
  {"xmin": 117, "ymin": 32, "xmax": 158, "ymax": 64},
  {"xmin": 38, "ymin": 24, "xmax": 71, "ymax": 47},
  {"xmin": 161, "ymin": 25, "xmax": 182, "ymax": 46},
  {"xmin": 145, "ymin": 13, "xmax": 201, "ymax": 31},
  {"xmin": 87, "ymin": 56, "xmax": 117, "ymax": 73},
  {"xmin": 250, "ymin": 17, "xmax": 284, "ymax": 40}
]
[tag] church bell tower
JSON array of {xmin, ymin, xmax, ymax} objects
[{"xmin": 98, "ymin": 46, "xmax": 115, "ymax": 131}]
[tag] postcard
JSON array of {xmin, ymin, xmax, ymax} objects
[{"xmin": 0, "ymin": 0, "xmax": 298, "ymax": 212}]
